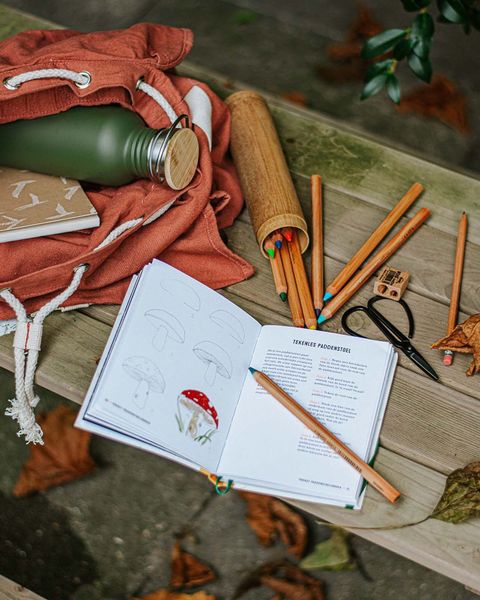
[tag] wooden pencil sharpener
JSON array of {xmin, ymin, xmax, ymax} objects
[{"xmin": 373, "ymin": 266, "xmax": 410, "ymax": 301}]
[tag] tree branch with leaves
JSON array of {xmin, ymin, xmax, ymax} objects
[{"xmin": 361, "ymin": 0, "xmax": 480, "ymax": 103}]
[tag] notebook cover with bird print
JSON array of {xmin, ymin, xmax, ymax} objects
[{"xmin": 0, "ymin": 166, "xmax": 99, "ymax": 242}]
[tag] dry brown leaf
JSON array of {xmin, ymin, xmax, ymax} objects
[
  {"xmin": 397, "ymin": 75, "xmax": 470, "ymax": 134},
  {"xmin": 170, "ymin": 542, "xmax": 216, "ymax": 589},
  {"xmin": 432, "ymin": 314, "xmax": 480, "ymax": 375},
  {"xmin": 237, "ymin": 561, "xmax": 324, "ymax": 600},
  {"xmin": 13, "ymin": 405, "xmax": 95, "ymax": 497},
  {"xmin": 431, "ymin": 461, "xmax": 480, "ymax": 524},
  {"xmin": 316, "ymin": 4, "xmax": 382, "ymax": 83},
  {"xmin": 281, "ymin": 91, "xmax": 308, "ymax": 107},
  {"xmin": 132, "ymin": 590, "xmax": 215, "ymax": 600},
  {"xmin": 239, "ymin": 492, "xmax": 307, "ymax": 559}
]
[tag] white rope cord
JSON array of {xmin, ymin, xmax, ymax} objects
[
  {"xmin": 136, "ymin": 79, "xmax": 177, "ymax": 124},
  {"xmin": 0, "ymin": 217, "xmax": 142, "ymax": 444},
  {"xmin": 5, "ymin": 68, "xmax": 91, "ymax": 89}
]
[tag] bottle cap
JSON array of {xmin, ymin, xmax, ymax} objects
[{"xmin": 164, "ymin": 127, "xmax": 199, "ymax": 190}]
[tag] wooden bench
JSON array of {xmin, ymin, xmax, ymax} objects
[{"xmin": 0, "ymin": 4, "xmax": 479, "ymax": 595}]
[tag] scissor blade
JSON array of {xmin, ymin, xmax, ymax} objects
[{"xmin": 408, "ymin": 348, "xmax": 439, "ymax": 381}]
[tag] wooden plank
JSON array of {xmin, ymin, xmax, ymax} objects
[
  {"xmin": 0, "ymin": 576, "xmax": 46, "ymax": 600},
  {"xmin": 291, "ymin": 447, "xmax": 480, "ymax": 592},
  {"xmin": 177, "ymin": 63, "xmax": 480, "ymax": 246}
]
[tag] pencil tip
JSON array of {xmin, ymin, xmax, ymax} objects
[
  {"xmin": 323, "ymin": 292, "xmax": 332, "ymax": 302},
  {"xmin": 317, "ymin": 315, "xmax": 327, "ymax": 325},
  {"xmin": 248, "ymin": 366, "xmax": 256, "ymax": 374},
  {"xmin": 275, "ymin": 240, "xmax": 282, "ymax": 249},
  {"xmin": 308, "ymin": 325, "xmax": 317, "ymax": 330},
  {"xmin": 315, "ymin": 308, "xmax": 321, "ymax": 318},
  {"xmin": 266, "ymin": 248, "xmax": 275, "ymax": 258},
  {"xmin": 280, "ymin": 292, "xmax": 287, "ymax": 302}
]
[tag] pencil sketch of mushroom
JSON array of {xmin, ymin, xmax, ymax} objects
[
  {"xmin": 159, "ymin": 278, "xmax": 200, "ymax": 315},
  {"xmin": 144, "ymin": 309, "xmax": 185, "ymax": 352},
  {"xmin": 176, "ymin": 389, "xmax": 218, "ymax": 443},
  {"xmin": 209, "ymin": 309, "xmax": 245, "ymax": 344},
  {"xmin": 122, "ymin": 356, "xmax": 165, "ymax": 409},
  {"xmin": 193, "ymin": 341, "xmax": 232, "ymax": 386}
]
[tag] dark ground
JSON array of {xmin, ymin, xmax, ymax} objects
[{"xmin": 0, "ymin": 1, "xmax": 479, "ymax": 599}]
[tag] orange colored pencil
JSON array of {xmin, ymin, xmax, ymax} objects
[
  {"xmin": 311, "ymin": 174, "xmax": 324, "ymax": 316},
  {"xmin": 265, "ymin": 237, "xmax": 288, "ymax": 301},
  {"xmin": 324, "ymin": 182, "xmax": 424, "ymax": 301},
  {"xmin": 282, "ymin": 227, "xmax": 294, "ymax": 243},
  {"xmin": 249, "ymin": 367, "xmax": 400, "ymax": 504},
  {"xmin": 444, "ymin": 211, "xmax": 468, "ymax": 366},
  {"xmin": 288, "ymin": 230, "xmax": 317, "ymax": 330},
  {"xmin": 279, "ymin": 241, "xmax": 304, "ymax": 327},
  {"xmin": 318, "ymin": 208, "xmax": 430, "ymax": 324}
]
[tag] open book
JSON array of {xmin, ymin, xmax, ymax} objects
[{"xmin": 76, "ymin": 260, "xmax": 397, "ymax": 509}]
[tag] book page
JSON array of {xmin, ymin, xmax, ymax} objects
[
  {"xmin": 80, "ymin": 260, "xmax": 261, "ymax": 473},
  {"xmin": 218, "ymin": 325, "xmax": 393, "ymax": 502}
]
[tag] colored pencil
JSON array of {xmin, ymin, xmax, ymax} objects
[
  {"xmin": 444, "ymin": 211, "xmax": 468, "ymax": 366},
  {"xmin": 288, "ymin": 230, "xmax": 317, "ymax": 330},
  {"xmin": 311, "ymin": 174, "xmax": 324, "ymax": 316},
  {"xmin": 282, "ymin": 227, "xmax": 294, "ymax": 243},
  {"xmin": 318, "ymin": 207, "xmax": 430, "ymax": 324},
  {"xmin": 323, "ymin": 182, "xmax": 424, "ymax": 302},
  {"xmin": 249, "ymin": 367, "xmax": 401, "ymax": 504},
  {"xmin": 279, "ymin": 241, "xmax": 304, "ymax": 327},
  {"xmin": 271, "ymin": 231, "xmax": 283, "ymax": 249},
  {"xmin": 265, "ymin": 237, "xmax": 288, "ymax": 301}
]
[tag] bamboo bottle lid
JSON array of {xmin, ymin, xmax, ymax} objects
[{"xmin": 164, "ymin": 127, "xmax": 199, "ymax": 190}]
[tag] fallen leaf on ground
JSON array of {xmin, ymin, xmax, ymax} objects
[
  {"xmin": 281, "ymin": 91, "xmax": 308, "ymax": 107},
  {"xmin": 316, "ymin": 4, "xmax": 382, "ymax": 83},
  {"xmin": 235, "ymin": 560, "xmax": 324, "ymax": 600},
  {"xmin": 432, "ymin": 314, "xmax": 480, "ymax": 375},
  {"xmin": 131, "ymin": 590, "xmax": 215, "ymax": 600},
  {"xmin": 239, "ymin": 491, "xmax": 307, "ymax": 559},
  {"xmin": 397, "ymin": 75, "xmax": 470, "ymax": 134},
  {"xmin": 300, "ymin": 528, "xmax": 356, "ymax": 571},
  {"xmin": 13, "ymin": 405, "xmax": 95, "ymax": 497},
  {"xmin": 170, "ymin": 542, "xmax": 216, "ymax": 589},
  {"xmin": 431, "ymin": 461, "xmax": 480, "ymax": 524}
]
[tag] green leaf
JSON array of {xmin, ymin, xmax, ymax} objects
[
  {"xmin": 393, "ymin": 38, "xmax": 414, "ymax": 59},
  {"xmin": 437, "ymin": 0, "xmax": 467, "ymax": 23},
  {"xmin": 365, "ymin": 58, "xmax": 394, "ymax": 80},
  {"xmin": 360, "ymin": 73, "xmax": 388, "ymax": 100},
  {"xmin": 361, "ymin": 29, "xmax": 406, "ymax": 59},
  {"xmin": 300, "ymin": 529, "xmax": 356, "ymax": 571},
  {"xmin": 412, "ymin": 34, "xmax": 432, "ymax": 58},
  {"xmin": 412, "ymin": 11, "xmax": 435, "ymax": 36},
  {"xmin": 432, "ymin": 461, "xmax": 480, "ymax": 524},
  {"xmin": 386, "ymin": 74, "xmax": 401, "ymax": 104},
  {"xmin": 408, "ymin": 53, "xmax": 432, "ymax": 82}
]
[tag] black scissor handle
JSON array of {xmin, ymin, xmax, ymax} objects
[
  {"xmin": 341, "ymin": 296, "xmax": 415, "ymax": 348},
  {"xmin": 367, "ymin": 296, "xmax": 415, "ymax": 339}
]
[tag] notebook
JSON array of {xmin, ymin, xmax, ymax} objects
[
  {"xmin": 76, "ymin": 260, "xmax": 397, "ymax": 509},
  {"xmin": 0, "ymin": 166, "xmax": 99, "ymax": 242}
]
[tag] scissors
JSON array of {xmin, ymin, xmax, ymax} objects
[{"xmin": 341, "ymin": 296, "xmax": 439, "ymax": 381}]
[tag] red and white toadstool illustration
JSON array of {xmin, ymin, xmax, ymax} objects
[{"xmin": 176, "ymin": 389, "xmax": 219, "ymax": 444}]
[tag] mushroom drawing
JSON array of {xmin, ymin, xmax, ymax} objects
[
  {"xmin": 159, "ymin": 279, "xmax": 201, "ymax": 315},
  {"xmin": 177, "ymin": 389, "xmax": 218, "ymax": 441},
  {"xmin": 209, "ymin": 309, "xmax": 245, "ymax": 344},
  {"xmin": 144, "ymin": 309, "xmax": 185, "ymax": 352},
  {"xmin": 122, "ymin": 356, "xmax": 165, "ymax": 409},
  {"xmin": 193, "ymin": 341, "xmax": 232, "ymax": 385}
]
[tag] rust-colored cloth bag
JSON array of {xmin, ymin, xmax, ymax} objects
[{"xmin": 0, "ymin": 23, "xmax": 254, "ymax": 444}]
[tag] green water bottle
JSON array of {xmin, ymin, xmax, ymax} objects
[{"xmin": 0, "ymin": 105, "xmax": 199, "ymax": 190}]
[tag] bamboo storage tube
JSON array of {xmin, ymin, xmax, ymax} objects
[{"xmin": 226, "ymin": 91, "xmax": 309, "ymax": 258}]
